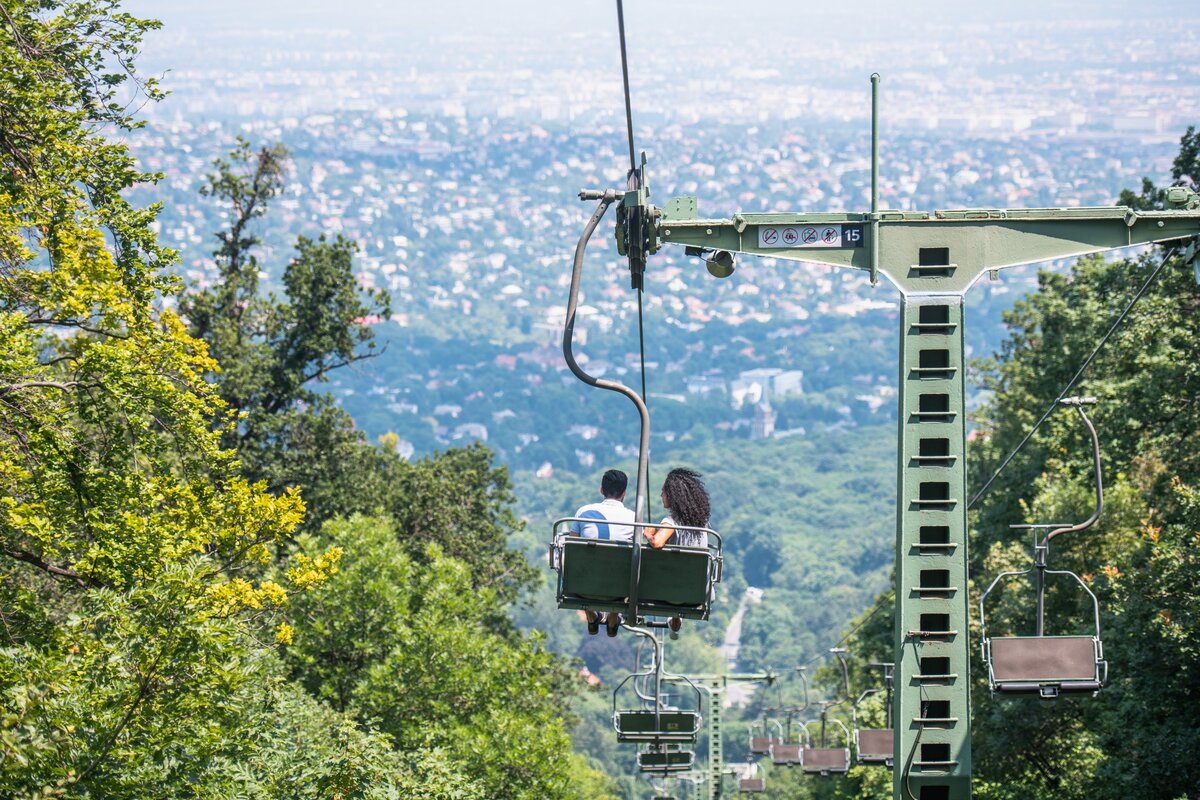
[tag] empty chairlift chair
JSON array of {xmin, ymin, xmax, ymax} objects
[
  {"xmin": 769, "ymin": 734, "xmax": 804, "ymax": 767},
  {"xmin": 551, "ymin": 519, "xmax": 723, "ymax": 623},
  {"xmin": 853, "ymin": 663, "xmax": 895, "ymax": 767},
  {"xmin": 613, "ymin": 672, "xmax": 703, "ymax": 745},
  {"xmin": 979, "ymin": 398, "xmax": 1109, "ymax": 699},
  {"xmin": 769, "ymin": 665, "xmax": 812, "ymax": 767},
  {"xmin": 748, "ymin": 719, "xmax": 783, "ymax": 757},
  {"xmin": 800, "ymin": 718, "xmax": 852, "ymax": 776},
  {"xmin": 638, "ymin": 747, "xmax": 695, "ymax": 774}
]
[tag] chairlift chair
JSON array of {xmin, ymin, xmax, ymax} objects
[
  {"xmin": 737, "ymin": 761, "xmax": 766, "ymax": 792},
  {"xmin": 979, "ymin": 398, "xmax": 1109, "ymax": 699},
  {"xmin": 556, "ymin": 179, "xmax": 725, "ymax": 629},
  {"xmin": 638, "ymin": 748, "xmax": 696, "ymax": 774},
  {"xmin": 748, "ymin": 718, "xmax": 783, "ymax": 756},
  {"xmin": 769, "ymin": 735, "xmax": 804, "ymax": 766},
  {"xmin": 768, "ymin": 664, "xmax": 814, "ymax": 766},
  {"xmin": 551, "ymin": 519, "xmax": 723, "ymax": 623},
  {"xmin": 853, "ymin": 663, "xmax": 894, "ymax": 767},
  {"xmin": 613, "ymin": 669, "xmax": 704, "ymax": 745},
  {"xmin": 800, "ymin": 717, "xmax": 852, "ymax": 775}
]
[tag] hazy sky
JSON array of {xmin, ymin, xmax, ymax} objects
[
  {"xmin": 121, "ymin": 0, "xmax": 1200, "ymax": 95},
  {"xmin": 124, "ymin": 0, "xmax": 1199, "ymax": 46}
]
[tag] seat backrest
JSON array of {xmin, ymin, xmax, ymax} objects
[
  {"xmin": 990, "ymin": 636, "xmax": 1097, "ymax": 682},
  {"xmin": 770, "ymin": 743, "xmax": 802, "ymax": 764},
  {"xmin": 803, "ymin": 747, "xmax": 850, "ymax": 772},
  {"xmin": 561, "ymin": 539, "xmax": 632, "ymax": 602},
  {"xmin": 617, "ymin": 710, "xmax": 698, "ymax": 736},
  {"xmin": 637, "ymin": 546, "xmax": 710, "ymax": 607},
  {"xmin": 857, "ymin": 729, "xmax": 893, "ymax": 758},
  {"xmin": 738, "ymin": 778, "xmax": 766, "ymax": 791},
  {"xmin": 750, "ymin": 736, "xmax": 775, "ymax": 754},
  {"xmin": 639, "ymin": 751, "xmax": 694, "ymax": 767}
]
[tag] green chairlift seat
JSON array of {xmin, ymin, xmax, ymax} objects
[
  {"xmin": 638, "ymin": 749, "xmax": 695, "ymax": 773},
  {"xmin": 551, "ymin": 520, "xmax": 723, "ymax": 621},
  {"xmin": 615, "ymin": 710, "xmax": 702, "ymax": 744}
]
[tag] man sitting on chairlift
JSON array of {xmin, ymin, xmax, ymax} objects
[{"xmin": 571, "ymin": 468, "xmax": 635, "ymax": 636}]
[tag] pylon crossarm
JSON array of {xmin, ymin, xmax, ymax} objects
[{"xmin": 656, "ymin": 199, "xmax": 1200, "ymax": 294}]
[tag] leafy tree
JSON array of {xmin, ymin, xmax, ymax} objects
[
  {"xmin": 0, "ymin": 3, "xmax": 333, "ymax": 796},
  {"xmin": 284, "ymin": 515, "xmax": 595, "ymax": 800},
  {"xmin": 963, "ymin": 131, "xmax": 1200, "ymax": 799},
  {"xmin": 183, "ymin": 144, "xmax": 538, "ymax": 601},
  {"xmin": 180, "ymin": 140, "xmax": 391, "ymax": 531}
]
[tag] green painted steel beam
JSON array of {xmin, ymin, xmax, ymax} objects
[
  {"xmin": 658, "ymin": 199, "xmax": 1200, "ymax": 294},
  {"xmin": 892, "ymin": 296, "xmax": 971, "ymax": 799}
]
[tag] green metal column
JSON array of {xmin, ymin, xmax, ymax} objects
[
  {"xmin": 892, "ymin": 294, "xmax": 971, "ymax": 800},
  {"xmin": 701, "ymin": 678, "xmax": 723, "ymax": 800}
]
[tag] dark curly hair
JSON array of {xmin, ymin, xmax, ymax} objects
[{"xmin": 661, "ymin": 468, "xmax": 710, "ymax": 529}]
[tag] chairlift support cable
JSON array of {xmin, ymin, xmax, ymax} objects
[
  {"xmin": 615, "ymin": 0, "xmax": 651, "ymax": 413},
  {"xmin": 968, "ymin": 244, "xmax": 1181, "ymax": 510},
  {"xmin": 616, "ymin": 0, "xmax": 637, "ymax": 178}
]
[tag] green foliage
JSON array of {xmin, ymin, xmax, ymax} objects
[
  {"xmin": 1118, "ymin": 126, "xmax": 1200, "ymax": 209},
  {"xmin": 284, "ymin": 515, "xmax": 585, "ymax": 800},
  {"xmin": 2, "ymin": 4, "xmax": 582, "ymax": 798},
  {"xmin": 963, "ymin": 139, "xmax": 1200, "ymax": 798},
  {"xmin": 0, "ymin": 4, "xmax": 327, "ymax": 795},
  {"xmin": 180, "ymin": 139, "xmax": 390, "ymax": 529}
]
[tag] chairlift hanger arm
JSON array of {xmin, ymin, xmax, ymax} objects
[
  {"xmin": 652, "ymin": 196, "xmax": 1200, "ymax": 294},
  {"xmin": 1044, "ymin": 399, "xmax": 1104, "ymax": 546}
]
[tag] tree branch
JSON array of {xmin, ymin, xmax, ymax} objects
[
  {"xmin": 0, "ymin": 380, "xmax": 79, "ymax": 397},
  {"xmin": 1, "ymin": 546, "xmax": 91, "ymax": 588}
]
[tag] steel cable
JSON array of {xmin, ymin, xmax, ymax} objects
[{"xmin": 968, "ymin": 245, "xmax": 1180, "ymax": 510}]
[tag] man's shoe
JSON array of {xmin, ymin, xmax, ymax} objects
[
  {"xmin": 586, "ymin": 611, "xmax": 601, "ymax": 636},
  {"xmin": 668, "ymin": 616, "xmax": 681, "ymax": 640},
  {"xmin": 606, "ymin": 613, "xmax": 621, "ymax": 637}
]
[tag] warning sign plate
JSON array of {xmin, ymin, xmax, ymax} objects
[{"xmin": 757, "ymin": 224, "xmax": 864, "ymax": 249}]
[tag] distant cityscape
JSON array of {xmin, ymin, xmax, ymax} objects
[{"xmin": 123, "ymin": 1, "xmax": 1200, "ymax": 473}]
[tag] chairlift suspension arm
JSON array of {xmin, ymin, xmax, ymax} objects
[
  {"xmin": 653, "ymin": 204, "xmax": 1200, "ymax": 295},
  {"xmin": 1034, "ymin": 399, "xmax": 1103, "ymax": 636},
  {"xmin": 566, "ymin": 190, "xmax": 652, "ymax": 622}
]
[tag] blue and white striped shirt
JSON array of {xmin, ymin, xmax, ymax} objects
[{"xmin": 570, "ymin": 498, "xmax": 635, "ymax": 541}]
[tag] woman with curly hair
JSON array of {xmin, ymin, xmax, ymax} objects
[
  {"xmin": 644, "ymin": 467, "xmax": 710, "ymax": 549},
  {"xmin": 644, "ymin": 467, "xmax": 711, "ymax": 636}
]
